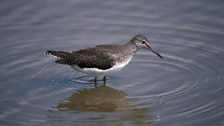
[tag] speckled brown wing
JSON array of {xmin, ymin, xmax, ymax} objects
[{"xmin": 53, "ymin": 48, "xmax": 116, "ymax": 70}]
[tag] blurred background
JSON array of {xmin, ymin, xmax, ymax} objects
[{"xmin": 0, "ymin": 0, "xmax": 224, "ymax": 126}]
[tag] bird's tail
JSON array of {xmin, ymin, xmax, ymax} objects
[{"xmin": 45, "ymin": 50, "xmax": 72, "ymax": 59}]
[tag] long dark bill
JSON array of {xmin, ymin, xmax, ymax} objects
[
  {"xmin": 150, "ymin": 48, "xmax": 163, "ymax": 59},
  {"xmin": 145, "ymin": 44, "xmax": 163, "ymax": 59}
]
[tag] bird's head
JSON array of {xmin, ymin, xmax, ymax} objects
[{"xmin": 131, "ymin": 35, "xmax": 163, "ymax": 59}]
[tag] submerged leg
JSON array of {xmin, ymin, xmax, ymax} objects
[
  {"xmin": 103, "ymin": 76, "xmax": 106, "ymax": 86},
  {"xmin": 94, "ymin": 77, "xmax": 97, "ymax": 88}
]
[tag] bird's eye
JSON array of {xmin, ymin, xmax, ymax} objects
[{"xmin": 142, "ymin": 40, "xmax": 146, "ymax": 44}]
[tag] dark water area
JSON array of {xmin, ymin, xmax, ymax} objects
[{"xmin": 1, "ymin": 0, "xmax": 224, "ymax": 126}]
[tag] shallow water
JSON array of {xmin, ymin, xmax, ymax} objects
[{"xmin": 1, "ymin": 0, "xmax": 224, "ymax": 126}]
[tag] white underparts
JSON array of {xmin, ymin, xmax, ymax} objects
[{"xmin": 70, "ymin": 57, "xmax": 133, "ymax": 77}]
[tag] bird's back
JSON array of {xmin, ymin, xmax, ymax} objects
[
  {"xmin": 46, "ymin": 42, "xmax": 137, "ymax": 70},
  {"xmin": 46, "ymin": 45, "xmax": 117, "ymax": 70}
]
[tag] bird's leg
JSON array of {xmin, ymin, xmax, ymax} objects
[
  {"xmin": 103, "ymin": 76, "xmax": 106, "ymax": 86},
  {"xmin": 94, "ymin": 77, "xmax": 97, "ymax": 88}
]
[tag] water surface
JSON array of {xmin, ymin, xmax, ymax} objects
[{"xmin": 1, "ymin": 0, "xmax": 224, "ymax": 126}]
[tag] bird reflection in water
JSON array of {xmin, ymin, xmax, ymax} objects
[
  {"xmin": 56, "ymin": 85, "xmax": 153, "ymax": 125},
  {"xmin": 57, "ymin": 85, "xmax": 128, "ymax": 112}
]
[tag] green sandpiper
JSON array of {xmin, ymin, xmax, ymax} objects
[{"xmin": 45, "ymin": 35, "xmax": 163, "ymax": 84}]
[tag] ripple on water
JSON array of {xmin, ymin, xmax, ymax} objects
[
  {"xmin": 1, "ymin": 27, "xmax": 224, "ymax": 126},
  {"xmin": 1, "ymin": 0, "xmax": 224, "ymax": 125},
  {"xmin": 116, "ymin": 39, "xmax": 224, "ymax": 124}
]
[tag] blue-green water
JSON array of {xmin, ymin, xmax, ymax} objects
[{"xmin": 1, "ymin": 0, "xmax": 224, "ymax": 126}]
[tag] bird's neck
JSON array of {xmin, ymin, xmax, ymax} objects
[
  {"xmin": 125, "ymin": 41, "xmax": 138, "ymax": 53},
  {"xmin": 110, "ymin": 41, "xmax": 137, "ymax": 63}
]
